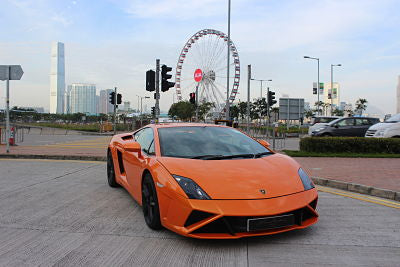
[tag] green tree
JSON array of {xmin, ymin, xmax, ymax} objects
[
  {"xmin": 230, "ymin": 104, "xmax": 240, "ymax": 120},
  {"xmin": 168, "ymin": 101, "xmax": 195, "ymax": 121},
  {"xmin": 332, "ymin": 109, "xmax": 344, "ymax": 116},
  {"xmin": 197, "ymin": 101, "xmax": 214, "ymax": 122},
  {"xmin": 354, "ymin": 98, "xmax": 368, "ymax": 115}
]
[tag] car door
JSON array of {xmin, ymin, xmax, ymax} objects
[
  {"xmin": 124, "ymin": 127, "xmax": 155, "ymax": 202},
  {"xmin": 353, "ymin": 118, "xmax": 372, "ymax": 137},
  {"xmin": 331, "ymin": 118, "xmax": 355, "ymax": 136}
]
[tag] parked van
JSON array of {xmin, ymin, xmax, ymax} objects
[{"xmin": 365, "ymin": 113, "xmax": 400, "ymax": 138}]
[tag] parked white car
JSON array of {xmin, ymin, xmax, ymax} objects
[{"xmin": 365, "ymin": 113, "xmax": 400, "ymax": 138}]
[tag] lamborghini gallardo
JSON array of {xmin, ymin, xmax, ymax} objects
[{"xmin": 107, "ymin": 123, "xmax": 318, "ymax": 239}]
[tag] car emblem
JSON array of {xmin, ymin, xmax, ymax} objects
[{"xmin": 260, "ymin": 189, "xmax": 266, "ymax": 194}]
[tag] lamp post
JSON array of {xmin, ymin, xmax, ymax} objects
[
  {"xmin": 251, "ymin": 78, "xmax": 272, "ymax": 99},
  {"xmin": 137, "ymin": 95, "xmax": 150, "ymax": 127},
  {"xmin": 304, "ymin": 56, "xmax": 320, "ymax": 115},
  {"xmin": 330, "ymin": 64, "xmax": 341, "ymax": 115},
  {"xmin": 225, "ymin": 0, "xmax": 231, "ymax": 121}
]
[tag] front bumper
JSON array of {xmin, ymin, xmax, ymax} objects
[{"xmin": 159, "ymin": 188, "xmax": 318, "ymax": 239}]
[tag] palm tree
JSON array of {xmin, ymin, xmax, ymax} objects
[{"xmin": 354, "ymin": 98, "xmax": 368, "ymax": 115}]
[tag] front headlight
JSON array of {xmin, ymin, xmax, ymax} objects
[
  {"xmin": 298, "ymin": 168, "xmax": 314, "ymax": 191},
  {"xmin": 375, "ymin": 130, "xmax": 385, "ymax": 137},
  {"xmin": 172, "ymin": 175, "xmax": 211, "ymax": 200},
  {"xmin": 314, "ymin": 127, "xmax": 326, "ymax": 132}
]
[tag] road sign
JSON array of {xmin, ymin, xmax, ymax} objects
[
  {"xmin": 0, "ymin": 65, "xmax": 24, "ymax": 81},
  {"xmin": 194, "ymin": 69, "xmax": 203, "ymax": 82},
  {"xmin": 279, "ymin": 98, "xmax": 305, "ymax": 120}
]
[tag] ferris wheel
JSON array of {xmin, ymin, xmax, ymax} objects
[{"xmin": 175, "ymin": 29, "xmax": 240, "ymax": 115}]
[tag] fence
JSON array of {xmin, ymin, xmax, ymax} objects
[
  {"xmin": 0, "ymin": 125, "xmax": 24, "ymax": 144},
  {"xmin": 238, "ymin": 125, "xmax": 287, "ymax": 150}
]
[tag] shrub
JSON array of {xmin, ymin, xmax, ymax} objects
[{"xmin": 300, "ymin": 137, "xmax": 400, "ymax": 154}]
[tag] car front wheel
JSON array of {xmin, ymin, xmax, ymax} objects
[
  {"xmin": 142, "ymin": 173, "xmax": 162, "ymax": 230},
  {"xmin": 107, "ymin": 150, "xmax": 119, "ymax": 188}
]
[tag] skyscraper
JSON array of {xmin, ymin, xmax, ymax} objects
[
  {"xmin": 99, "ymin": 89, "xmax": 115, "ymax": 114},
  {"xmin": 397, "ymin": 76, "xmax": 400, "ymax": 113},
  {"xmin": 69, "ymin": 83, "xmax": 97, "ymax": 115},
  {"xmin": 50, "ymin": 42, "xmax": 65, "ymax": 114}
]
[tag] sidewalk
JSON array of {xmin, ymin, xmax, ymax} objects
[{"xmin": 1, "ymin": 137, "xmax": 399, "ymax": 196}]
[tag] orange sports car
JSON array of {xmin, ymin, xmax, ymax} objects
[{"xmin": 107, "ymin": 123, "xmax": 318, "ymax": 239}]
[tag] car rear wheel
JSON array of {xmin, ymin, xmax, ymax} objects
[
  {"xmin": 142, "ymin": 173, "xmax": 162, "ymax": 230},
  {"xmin": 107, "ymin": 150, "xmax": 119, "ymax": 188}
]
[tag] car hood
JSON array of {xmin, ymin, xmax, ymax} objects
[
  {"xmin": 157, "ymin": 153, "xmax": 305, "ymax": 200},
  {"xmin": 368, "ymin": 122, "xmax": 399, "ymax": 131}
]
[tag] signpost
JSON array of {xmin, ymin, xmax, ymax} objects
[
  {"xmin": 279, "ymin": 98, "xmax": 304, "ymax": 130},
  {"xmin": 194, "ymin": 69, "xmax": 203, "ymax": 121},
  {"xmin": 0, "ymin": 65, "xmax": 24, "ymax": 153}
]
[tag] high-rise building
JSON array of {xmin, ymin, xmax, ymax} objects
[
  {"xmin": 69, "ymin": 83, "xmax": 97, "ymax": 115},
  {"xmin": 323, "ymin": 82, "xmax": 340, "ymax": 108},
  {"xmin": 50, "ymin": 42, "xmax": 65, "ymax": 114},
  {"xmin": 99, "ymin": 89, "xmax": 114, "ymax": 114},
  {"xmin": 123, "ymin": 101, "xmax": 131, "ymax": 111},
  {"xmin": 397, "ymin": 76, "xmax": 400, "ymax": 113}
]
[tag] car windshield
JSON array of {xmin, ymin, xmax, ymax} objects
[
  {"xmin": 158, "ymin": 126, "xmax": 272, "ymax": 159},
  {"xmin": 386, "ymin": 114, "xmax": 400, "ymax": 123}
]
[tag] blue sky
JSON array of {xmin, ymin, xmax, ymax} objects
[{"xmin": 1, "ymin": 0, "xmax": 399, "ymax": 114}]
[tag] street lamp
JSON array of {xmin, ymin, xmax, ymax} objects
[
  {"xmin": 304, "ymin": 56, "xmax": 320, "ymax": 115},
  {"xmin": 137, "ymin": 95, "xmax": 150, "ymax": 127},
  {"xmin": 226, "ymin": 0, "xmax": 231, "ymax": 121},
  {"xmin": 251, "ymin": 78, "xmax": 272, "ymax": 98},
  {"xmin": 330, "ymin": 64, "xmax": 342, "ymax": 115}
]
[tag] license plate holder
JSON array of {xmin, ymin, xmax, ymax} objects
[{"xmin": 247, "ymin": 214, "xmax": 295, "ymax": 232}]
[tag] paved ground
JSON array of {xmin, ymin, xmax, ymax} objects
[
  {"xmin": 0, "ymin": 135, "xmax": 111, "ymax": 157},
  {"xmin": 0, "ymin": 159, "xmax": 399, "ymax": 266},
  {"xmin": 2, "ymin": 134, "xmax": 399, "ymax": 193},
  {"xmin": 296, "ymin": 157, "xmax": 400, "ymax": 192}
]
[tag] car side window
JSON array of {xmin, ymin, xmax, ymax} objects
[
  {"xmin": 134, "ymin": 128, "xmax": 154, "ymax": 155},
  {"xmin": 355, "ymin": 119, "xmax": 370, "ymax": 126},
  {"xmin": 337, "ymin": 119, "xmax": 351, "ymax": 127}
]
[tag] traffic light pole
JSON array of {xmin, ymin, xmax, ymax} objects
[
  {"xmin": 246, "ymin": 65, "xmax": 251, "ymax": 132},
  {"xmin": 195, "ymin": 84, "xmax": 199, "ymax": 122},
  {"xmin": 266, "ymin": 86, "xmax": 270, "ymax": 138},
  {"xmin": 5, "ymin": 66, "xmax": 10, "ymax": 153},
  {"xmin": 155, "ymin": 59, "xmax": 160, "ymax": 122},
  {"xmin": 113, "ymin": 87, "xmax": 117, "ymax": 135}
]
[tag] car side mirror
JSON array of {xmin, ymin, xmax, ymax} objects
[
  {"xmin": 334, "ymin": 125, "xmax": 339, "ymax": 128},
  {"xmin": 258, "ymin": 139, "xmax": 270, "ymax": 148},
  {"xmin": 124, "ymin": 142, "xmax": 141, "ymax": 155}
]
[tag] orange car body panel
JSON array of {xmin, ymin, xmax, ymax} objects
[{"xmin": 108, "ymin": 123, "xmax": 318, "ymax": 239}]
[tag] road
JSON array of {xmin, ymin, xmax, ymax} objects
[{"xmin": 0, "ymin": 159, "xmax": 399, "ymax": 266}]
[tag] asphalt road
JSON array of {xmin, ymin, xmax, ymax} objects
[{"xmin": 0, "ymin": 159, "xmax": 399, "ymax": 266}]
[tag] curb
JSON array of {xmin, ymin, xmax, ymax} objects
[
  {"xmin": 0, "ymin": 154, "xmax": 106, "ymax": 162},
  {"xmin": 312, "ymin": 176, "xmax": 400, "ymax": 202}
]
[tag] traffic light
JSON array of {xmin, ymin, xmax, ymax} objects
[
  {"xmin": 109, "ymin": 92, "xmax": 115, "ymax": 105},
  {"xmin": 313, "ymin": 87, "xmax": 317, "ymax": 94},
  {"xmin": 161, "ymin": 65, "xmax": 175, "ymax": 92},
  {"xmin": 117, "ymin": 93, "xmax": 122, "ymax": 104},
  {"xmin": 146, "ymin": 70, "xmax": 155, "ymax": 92},
  {"xmin": 189, "ymin": 92, "xmax": 196, "ymax": 104},
  {"xmin": 267, "ymin": 91, "xmax": 277, "ymax": 106},
  {"xmin": 151, "ymin": 106, "xmax": 156, "ymax": 117}
]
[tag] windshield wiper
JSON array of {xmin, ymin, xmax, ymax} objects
[
  {"xmin": 190, "ymin": 155, "xmax": 224, "ymax": 159},
  {"xmin": 198, "ymin": 154, "xmax": 255, "ymax": 160},
  {"xmin": 254, "ymin": 151, "xmax": 274, "ymax": 158}
]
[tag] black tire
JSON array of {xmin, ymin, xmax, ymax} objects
[
  {"xmin": 107, "ymin": 150, "xmax": 119, "ymax": 188},
  {"xmin": 142, "ymin": 173, "xmax": 162, "ymax": 230},
  {"xmin": 321, "ymin": 133, "xmax": 332, "ymax": 137}
]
